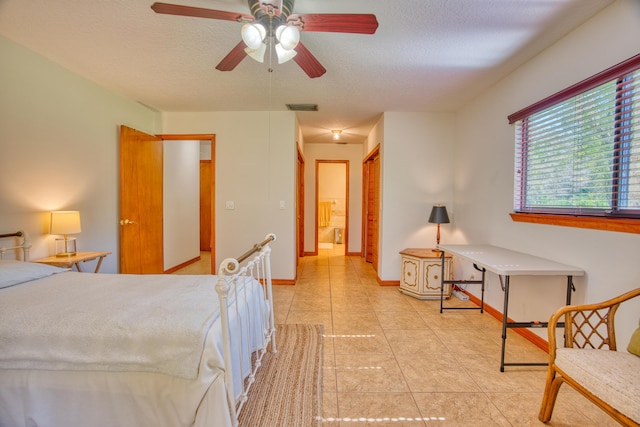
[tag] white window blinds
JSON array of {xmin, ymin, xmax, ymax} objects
[{"xmin": 510, "ymin": 56, "xmax": 640, "ymax": 218}]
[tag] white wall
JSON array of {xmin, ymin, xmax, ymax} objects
[
  {"xmin": 379, "ymin": 112, "xmax": 455, "ymax": 281},
  {"xmin": 161, "ymin": 111, "xmax": 297, "ymax": 281},
  {"xmin": 453, "ymin": 0, "xmax": 640, "ymax": 344},
  {"xmin": 0, "ymin": 35, "xmax": 160, "ymax": 273},
  {"xmin": 365, "ymin": 115, "xmax": 383, "ymax": 157},
  {"xmin": 303, "ymin": 143, "xmax": 364, "ymax": 254},
  {"xmin": 163, "ymin": 140, "xmax": 200, "ymax": 270},
  {"xmin": 3, "ymin": 0, "xmax": 638, "ymax": 344}
]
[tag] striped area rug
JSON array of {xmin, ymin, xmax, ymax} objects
[{"xmin": 238, "ymin": 324, "xmax": 323, "ymax": 427}]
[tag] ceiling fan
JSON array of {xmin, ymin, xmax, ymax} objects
[{"xmin": 151, "ymin": 0, "xmax": 378, "ymax": 78}]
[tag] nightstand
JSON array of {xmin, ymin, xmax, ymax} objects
[
  {"xmin": 33, "ymin": 251, "xmax": 111, "ymax": 273},
  {"xmin": 399, "ymin": 248, "xmax": 452, "ymax": 299}
]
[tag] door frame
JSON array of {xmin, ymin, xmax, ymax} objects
[
  {"xmin": 315, "ymin": 160, "xmax": 349, "ymax": 253},
  {"xmin": 362, "ymin": 145, "xmax": 380, "ymax": 271},
  {"xmin": 296, "ymin": 147, "xmax": 305, "ymax": 264},
  {"xmin": 199, "ymin": 160, "xmax": 213, "ymax": 252},
  {"xmin": 157, "ymin": 134, "xmax": 216, "ymax": 274}
]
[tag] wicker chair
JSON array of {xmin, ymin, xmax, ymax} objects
[{"xmin": 538, "ymin": 287, "xmax": 640, "ymax": 426}]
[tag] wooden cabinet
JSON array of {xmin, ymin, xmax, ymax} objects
[{"xmin": 399, "ymin": 248, "xmax": 452, "ymax": 300}]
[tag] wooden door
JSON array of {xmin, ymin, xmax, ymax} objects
[
  {"xmin": 363, "ymin": 147, "xmax": 380, "ymax": 271},
  {"xmin": 119, "ymin": 125, "xmax": 164, "ymax": 274},
  {"xmin": 296, "ymin": 148, "xmax": 305, "ymax": 262},
  {"xmin": 199, "ymin": 160, "xmax": 212, "ymax": 251},
  {"xmin": 371, "ymin": 153, "xmax": 379, "ymax": 269}
]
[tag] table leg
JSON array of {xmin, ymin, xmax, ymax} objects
[
  {"xmin": 73, "ymin": 262, "xmax": 83, "ymax": 272},
  {"xmin": 566, "ymin": 276, "xmax": 574, "ymax": 305},
  {"xmin": 474, "ymin": 264, "xmax": 486, "ymax": 313},
  {"xmin": 500, "ymin": 275, "xmax": 511, "ymax": 372},
  {"xmin": 440, "ymin": 250, "xmax": 446, "ymax": 313},
  {"xmin": 562, "ymin": 275, "xmax": 575, "ymax": 347},
  {"xmin": 94, "ymin": 256, "xmax": 105, "ymax": 273}
]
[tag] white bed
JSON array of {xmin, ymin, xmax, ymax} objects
[{"xmin": 0, "ymin": 231, "xmax": 276, "ymax": 427}]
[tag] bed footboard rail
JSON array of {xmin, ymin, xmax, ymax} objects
[
  {"xmin": 215, "ymin": 233, "xmax": 276, "ymax": 427},
  {"xmin": 0, "ymin": 230, "xmax": 31, "ymax": 261}
]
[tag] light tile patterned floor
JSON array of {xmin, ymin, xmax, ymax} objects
[
  {"xmin": 176, "ymin": 247, "xmax": 617, "ymax": 426},
  {"xmin": 171, "ymin": 251, "xmax": 212, "ymax": 275},
  {"xmin": 280, "ymin": 246, "xmax": 618, "ymax": 427}
]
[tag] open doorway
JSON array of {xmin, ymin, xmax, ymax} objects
[
  {"xmin": 316, "ymin": 160, "xmax": 349, "ymax": 255},
  {"xmin": 119, "ymin": 129, "xmax": 216, "ymax": 274},
  {"xmin": 156, "ymin": 134, "xmax": 216, "ymax": 275}
]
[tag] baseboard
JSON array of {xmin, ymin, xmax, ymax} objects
[
  {"xmin": 164, "ymin": 256, "xmax": 201, "ymax": 274},
  {"xmin": 302, "ymin": 251, "xmax": 362, "ymax": 257},
  {"xmin": 378, "ymin": 278, "xmax": 400, "ymax": 286},
  {"xmin": 273, "ymin": 279, "xmax": 296, "ymax": 286},
  {"xmin": 462, "ymin": 288, "xmax": 549, "ymax": 353}
]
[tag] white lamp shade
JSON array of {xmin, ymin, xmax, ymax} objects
[
  {"xmin": 275, "ymin": 43, "xmax": 298, "ymax": 64},
  {"xmin": 50, "ymin": 211, "xmax": 81, "ymax": 235},
  {"xmin": 245, "ymin": 42, "xmax": 267, "ymax": 63},
  {"xmin": 241, "ymin": 23, "xmax": 266, "ymax": 50},
  {"xmin": 275, "ymin": 25, "xmax": 300, "ymax": 51}
]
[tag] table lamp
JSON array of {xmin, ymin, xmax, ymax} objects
[
  {"xmin": 50, "ymin": 210, "xmax": 81, "ymax": 257},
  {"xmin": 428, "ymin": 205, "xmax": 450, "ymax": 251}
]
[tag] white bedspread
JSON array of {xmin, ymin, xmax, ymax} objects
[
  {"xmin": 0, "ymin": 270, "xmax": 269, "ymax": 427},
  {"xmin": 0, "ymin": 272, "xmax": 237, "ymax": 379}
]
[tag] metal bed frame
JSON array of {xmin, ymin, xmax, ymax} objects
[
  {"xmin": 216, "ymin": 233, "xmax": 277, "ymax": 425},
  {"xmin": 0, "ymin": 230, "xmax": 276, "ymax": 427},
  {"xmin": 0, "ymin": 230, "xmax": 30, "ymax": 260}
]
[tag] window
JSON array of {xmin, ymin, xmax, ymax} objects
[{"xmin": 509, "ymin": 54, "xmax": 640, "ymax": 225}]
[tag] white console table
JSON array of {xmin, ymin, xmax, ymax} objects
[{"xmin": 437, "ymin": 244, "xmax": 584, "ymax": 372}]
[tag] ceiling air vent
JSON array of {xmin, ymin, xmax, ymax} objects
[{"xmin": 286, "ymin": 104, "xmax": 318, "ymax": 111}]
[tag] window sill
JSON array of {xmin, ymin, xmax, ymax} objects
[{"xmin": 510, "ymin": 213, "xmax": 640, "ymax": 234}]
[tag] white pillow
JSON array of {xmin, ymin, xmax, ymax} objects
[{"xmin": 0, "ymin": 259, "xmax": 69, "ymax": 289}]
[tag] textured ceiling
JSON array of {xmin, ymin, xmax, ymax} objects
[{"xmin": 0, "ymin": 0, "xmax": 613, "ymax": 144}]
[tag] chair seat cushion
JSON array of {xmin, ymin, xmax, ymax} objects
[{"xmin": 556, "ymin": 348, "xmax": 640, "ymax": 423}]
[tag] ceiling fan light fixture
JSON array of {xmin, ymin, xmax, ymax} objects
[
  {"xmin": 275, "ymin": 25, "xmax": 300, "ymax": 50},
  {"xmin": 245, "ymin": 42, "xmax": 267, "ymax": 63},
  {"xmin": 275, "ymin": 43, "xmax": 297, "ymax": 64},
  {"xmin": 241, "ymin": 23, "xmax": 266, "ymax": 50},
  {"xmin": 332, "ymin": 130, "xmax": 342, "ymax": 140}
]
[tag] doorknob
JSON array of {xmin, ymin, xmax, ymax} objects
[{"xmin": 120, "ymin": 219, "xmax": 137, "ymax": 225}]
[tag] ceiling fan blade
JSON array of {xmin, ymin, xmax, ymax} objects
[
  {"xmin": 151, "ymin": 2, "xmax": 254, "ymax": 22},
  {"xmin": 288, "ymin": 13, "xmax": 378, "ymax": 34},
  {"xmin": 215, "ymin": 41, "xmax": 248, "ymax": 72},
  {"xmin": 293, "ymin": 42, "xmax": 326, "ymax": 78}
]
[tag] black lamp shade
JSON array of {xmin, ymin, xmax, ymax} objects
[{"xmin": 428, "ymin": 205, "xmax": 450, "ymax": 224}]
